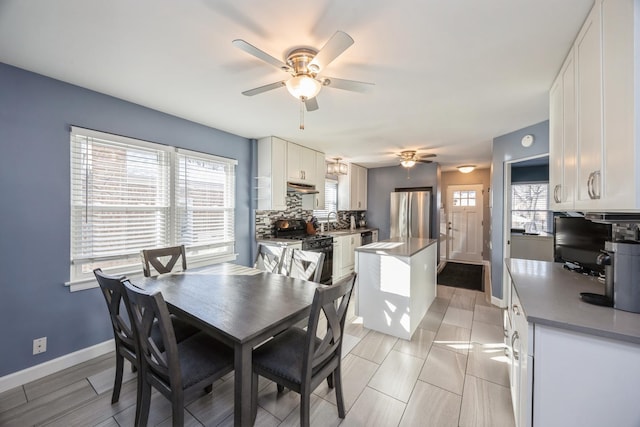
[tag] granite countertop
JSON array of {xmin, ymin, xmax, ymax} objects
[
  {"xmin": 506, "ymin": 258, "xmax": 640, "ymax": 345},
  {"xmin": 355, "ymin": 237, "xmax": 437, "ymax": 257}
]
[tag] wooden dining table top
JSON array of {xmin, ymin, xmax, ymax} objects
[{"xmin": 135, "ymin": 263, "xmax": 321, "ymax": 345}]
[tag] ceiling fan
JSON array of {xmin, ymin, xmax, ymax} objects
[
  {"xmin": 398, "ymin": 150, "xmax": 436, "ymax": 168},
  {"xmin": 232, "ymin": 31, "xmax": 374, "ymax": 120}
]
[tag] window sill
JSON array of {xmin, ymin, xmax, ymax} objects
[{"xmin": 65, "ymin": 253, "xmax": 238, "ymax": 292}]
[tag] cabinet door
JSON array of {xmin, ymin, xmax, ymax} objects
[
  {"xmin": 314, "ymin": 152, "xmax": 326, "ymax": 209},
  {"xmin": 257, "ymin": 136, "xmax": 287, "ymax": 210},
  {"xmin": 332, "ymin": 239, "xmax": 342, "ymax": 283},
  {"xmin": 574, "ymin": 2, "xmax": 604, "ymax": 208},
  {"xmin": 549, "ymin": 76, "xmax": 564, "ymax": 210},
  {"xmin": 300, "ymin": 147, "xmax": 316, "ymax": 184},
  {"xmin": 601, "ymin": 0, "xmax": 639, "ymax": 209},
  {"xmin": 287, "ymin": 142, "xmax": 303, "ymax": 182},
  {"xmin": 356, "ymin": 165, "xmax": 368, "ymax": 210}
]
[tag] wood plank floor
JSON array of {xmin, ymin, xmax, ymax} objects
[{"xmin": 0, "ymin": 285, "xmax": 515, "ymax": 426}]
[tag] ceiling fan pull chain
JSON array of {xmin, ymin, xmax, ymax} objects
[{"xmin": 299, "ymin": 97, "xmax": 305, "ymax": 130}]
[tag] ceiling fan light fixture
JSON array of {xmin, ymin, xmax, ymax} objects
[
  {"xmin": 458, "ymin": 165, "xmax": 476, "ymax": 173},
  {"xmin": 401, "ymin": 159, "xmax": 416, "ymax": 168},
  {"xmin": 327, "ymin": 157, "xmax": 348, "ymax": 175},
  {"xmin": 285, "ymin": 75, "xmax": 322, "ymax": 100}
]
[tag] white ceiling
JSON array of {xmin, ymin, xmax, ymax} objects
[{"xmin": 0, "ymin": 0, "xmax": 593, "ymax": 171}]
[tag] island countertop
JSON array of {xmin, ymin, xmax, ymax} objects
[
  {"xmin": 355, "ymin": 237, "xmax": 437, "ymax": 258},
  {"xmin": 506, "ymin": 258, "xmax": 640, "ymax": 345}
]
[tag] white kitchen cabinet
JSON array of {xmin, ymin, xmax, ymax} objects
[
  {"xmin": 338, "ymin": 163, "xmax": 368, "ymax": 211},
  {"xmin": 507, "ymin": 281, "xmax": 533, "ymax": 427},
  {"xmin": 574, "ymin": 1, "xmax": 603, "ymax": 209},
  {"xmin": 332, "ymin": 237, "xmax": 342, "ymax": 284},
  {"xmin": 287, "ymin": 142, "xmax": 316, "ymax": 185},
  {"xmin": 549, "ymin": 48, "xmax": 577, "ymax": 210},
  {"xmin": 314, "ymin": 151, "xmax": 326, "ymax": 210},
  {"xmin": 549, "ymin": 0, "xmax": 640, "ymax": 211},
  {"xmin": 371, "ymin": 229, "xmax": 378, "ymax": 242},
  {"xmin": 256, "ymin": 136, "xmax": 287, "ymax": 211}
]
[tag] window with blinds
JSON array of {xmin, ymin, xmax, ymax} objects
[
  {"xmin": 511, "ymin": 183, "xmax": 551, "ymax": 232},
  {"xmin": 313, "ymin": 178, "xmax": 338, "ymax": 221},
  {"xmin": 70, "ymin": 127, "xmax": 236, "ymax": 282}
]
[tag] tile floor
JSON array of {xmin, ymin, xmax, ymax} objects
[{"xmin": 0, "ymin": 285, "xmax": 515, "ymax": 426}]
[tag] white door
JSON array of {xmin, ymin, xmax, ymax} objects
[{"xmin": 447, "ymin": 184, "xmax": 484, "ymax": 262}]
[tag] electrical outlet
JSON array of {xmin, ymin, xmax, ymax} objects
[{"xmin": 33, "ymin": 337, "xmax": 47, "ymax": 355}]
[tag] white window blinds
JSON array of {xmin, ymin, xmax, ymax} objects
[
  {"xmin": 313, "ymin": 178, "xmax": 338, "ymax": 221},
  {"xmin": 511, "ymin": 183, "xmax": 551, "ymax": 233},
  {"xmin": 70, "ymin": 127, "xmax": 236, "ymax": 282}
]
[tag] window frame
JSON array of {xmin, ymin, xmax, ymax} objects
[
  {"xmin": 510, "ymin": 181, "xmax": 552, "ymax": 233},
  {"xmin": 68, "ymin": 126, "xmax": 237, "ymax": 291}
]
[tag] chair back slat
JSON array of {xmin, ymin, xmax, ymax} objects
[
  {"xmin": 93, "ymin": 269, "xmax": 137, "ymax": 351},
  {"xmin": 254, "ymin": 244, "xmax": 287, "ymax": 274},
  {"xmin": 122, "ymin": 280, "xmax": 181, "ymax": 389},
  {"xmin": 141, "ymin": 245, "xmax": 187, "ymax": 277},
  {"xmin": 304, "ymin": 275, "xmax": 355, "ymax": 375},
  {"xmin": 283, "ymin": 249, "xmax": 325, "ymax": 282}
]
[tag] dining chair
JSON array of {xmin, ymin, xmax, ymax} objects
[
  {"xmin": 140, "ymin": 245, "xmax": 187, "ymax": 277},
  {"xmin": 281, "ymin": 249, "xmax": 325, "ymax": 282},
  {"xmin": 251, "ymin": 274, "xmax": 355, "ymax": 427},
  {"xmin": 254, "ymin": 243, "xmax": 288, "ymax": 274},
  {"xmin": 93, "ymin": 269, "xmax": 200, "ymax": 405},
  {"xmin": 122, "ymin": 279, "xmax": 234, "ymax": 427}
]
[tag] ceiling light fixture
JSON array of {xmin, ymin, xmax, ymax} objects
[
  {"xmin": 327, "ymin": 157, "xmax": 348, "ymax": 175},
  {"xmin": 401, "ymin": 159, "xmax": 416, "ymax": 168},
  {"xmin": 285, "ymin": 75, "xmax": 322, "ymax": 100},
  {"xmin": 457, "ymin": 165, "xmax": 476, "ymax": 173}
]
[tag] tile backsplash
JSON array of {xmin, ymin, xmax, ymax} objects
[{"xmin": 254, "ymin": 193, "xmax": 367, "ymax": 239}]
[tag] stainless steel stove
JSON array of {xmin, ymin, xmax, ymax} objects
[{"xmin": 274, "ymin": 219, "xmax": 333, "ymax": 284}]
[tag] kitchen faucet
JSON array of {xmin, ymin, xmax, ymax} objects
[{"xmin": 327, "ymin": 211, "xmax": 338, "ymax": 230}]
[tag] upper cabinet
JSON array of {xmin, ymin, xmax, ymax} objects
[
  {"xmin": 549, "ymin": 0, "xmax": 640, "ymax": 211},
  {"xmin": 287, "ymin": 142, "xmax": 316, "ymax": 185},
  {"xmin": 338, "ymin": 163, "xmax": 368, "ymax": 210},
  {"xmin": 256, "ymin": 136, "xmax": 288, "ymax": 211},
  {"xmin": 257, "ymin": 137, "xmax": 325, "ymax": 210},
  {"xmin": 549, "ymin": 48, "xmax": 577, "ymax": 210}
]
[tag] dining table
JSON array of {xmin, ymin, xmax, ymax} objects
[{"xmin": 136, "ymin": 263, "xmax": 321, "ymax": 426}]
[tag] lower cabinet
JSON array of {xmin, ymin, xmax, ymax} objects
[
  {"xmin": 332, "ymin": 233, "xmax": 362, "ymax": 283},
  {"xmin": 332, "ymin": 237, "xmax": 342, "ymax": 284}
]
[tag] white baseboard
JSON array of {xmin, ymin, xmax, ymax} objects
[{"xmin": 0, "ymin": 340, "xmax": 115, "ymax": 394}]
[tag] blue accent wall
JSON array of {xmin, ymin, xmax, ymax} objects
[
  {"xmin": 366, "ymin": 163, "xmax": 441, "ymax": 259},
  {"xmin": 0, "ymin": 63, "xmax": 253, "ymax": 376},
  {"xmin": 490, "ymin": 121, "xmax": 549, "ymax": 300}
]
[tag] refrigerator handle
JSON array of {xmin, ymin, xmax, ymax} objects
[{"xmin": 407, "ymin": 194, "xmax": 412, "ymax": 237}]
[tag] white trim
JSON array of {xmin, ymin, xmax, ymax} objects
[
  {"xmin": 0, "ymin": 340, "xmax": 115, "ymax": 394},
  {"xmin": 492, "ymin": 295, "xmax": 507, "ymax": 308}
]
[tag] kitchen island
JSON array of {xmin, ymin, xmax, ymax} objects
[{"xmin": 355, "ymin": 237, "xmax": 437, "ymax": 340}]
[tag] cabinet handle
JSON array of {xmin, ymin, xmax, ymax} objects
[
  {"xmin": 592, "ymin": 170, "xmax": 601, "ymax": 199},
  {"xmin": 587, "ymin": 172, "xmax": 595, "ymax": 199},
  {"xmin": 553, "ymin": 184, "xmax": 561, "ymax": 203},
  {"xmin": 513, "ymin": 304, "xmax": 520, "ymax": 316},
  {"xmin": 511, "ymin": 331, "xmax": 520, "ymax": 361}
]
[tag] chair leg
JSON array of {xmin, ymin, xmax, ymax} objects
[
  {"xmin": 300, "ymin": 391, "xmax": 311, "ymax": 427},
  {"xmin": 326, "ymin": 373, "xmax": 334, "ymax": 389},
  {"xmin": 277, "ymin": 383, "xmax": 285, "ymax": 393},
  {"xmin": 112, "ymin": 353, "xmax": 124, "ymax": 404},
  {"xmin": 204, "ymin": 384, "xmax": 213, "ymax": 394},
  {"xmin": 137, "ymin": 378, "xmax": 152, "ymax": 427},
  {"xmin": 334, "ymin": 365, "xmax": 346, "ymax": 418},
  {"xmin": 172, "ymin": 390, "xmax": 184, "ymax": 427}
]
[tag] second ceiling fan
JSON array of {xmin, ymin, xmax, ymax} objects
[{"xmin": 233, "ymin": 30, "xmax": 374, "ymax": 114}]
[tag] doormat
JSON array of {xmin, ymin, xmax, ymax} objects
[{"xmin": 437, "ymin": 262, "xmax": 484, "ymax": 291}]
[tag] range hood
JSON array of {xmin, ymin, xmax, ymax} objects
[
  {"xmin": 287, "ymin": 182, "xmax": 319, "ymax": 194},
  {"xmin": 585, "ymin": 212, "xmax": 640, "ymax": 223}
]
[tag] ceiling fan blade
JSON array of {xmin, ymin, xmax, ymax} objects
[
  {"xmin": 241, "ymin": 81, "xmax": 286, "ymax": 96},
  {"xmin": 420, "ymin": 154, "xmax": 437, "ymax": 158},
  {"xmin": 232, "ymin": 39, "xmax": 291, "ymax": 72},
  {"xmin": 322, "ymin": 77, "xmax": 375, "ymax": 93},
  {"xmin": 305, "ymin": 97, "xmax": 319, "ymax": 111},
  {"xmin": 417, "ymin": 159, "xmax": 434, "ymax": 164},
  {"xmin": 309, "ymin": 31, "xmax": 354, "ymax": 72}
]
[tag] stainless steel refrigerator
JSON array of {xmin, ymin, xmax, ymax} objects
[{"xmin": 390, "ymin": 190, "xmax": 431, "ymax": 238}]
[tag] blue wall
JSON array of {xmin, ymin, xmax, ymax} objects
[
  {"xmin": 490, "ymin": 121, "xmax": 549, "ymax": 300},
  {"xmin": 0, "ymin": 63, "xmax": 253, "ymax": 376},
  {"xmin": 366, "ymin": 163, "xmax": 440, "ymax": 258}
]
